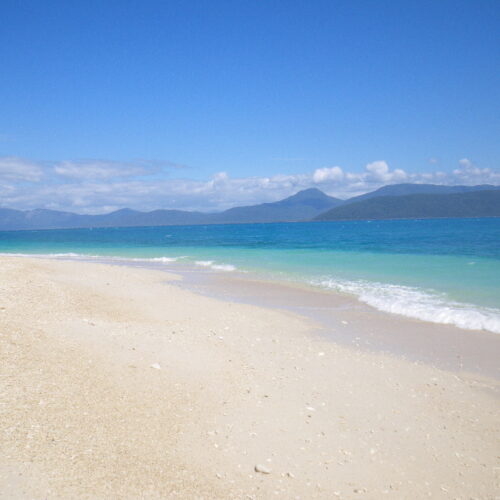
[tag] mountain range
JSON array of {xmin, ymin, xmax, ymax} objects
[
  {"xmin": 314, "ymin": 189, "xmax": 500, "ymax": 221},
  {"xmin": 0, "ymin": 183, "xmax": 499, "ymax": 231}
]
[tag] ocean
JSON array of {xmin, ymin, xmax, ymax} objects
[{"xmin": 1, "ymin": 218, "xmax": 499, "ymax": 334}]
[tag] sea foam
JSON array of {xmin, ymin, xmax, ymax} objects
[
  {"xmin": 211, "ymin": 264, "xmax": 237, "ymax": 271},
  {"xmin": 4, "ymin": 251, "xmax": 238, "ymax": 272},
  {"xmin": 313, "ymin": 278, "xmax": 500, "ymax": 334},
  {"xmin": 0, "ymin": 252, "xmax": 180, "ymax": 264},
  {"xmin": 195, "ymin": 260, "xmax": 236, "ymax": 271}
]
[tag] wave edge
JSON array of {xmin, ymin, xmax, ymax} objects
[{"xmin": 313, "ymin": 278, "xmax": 500, "ymax": 334}]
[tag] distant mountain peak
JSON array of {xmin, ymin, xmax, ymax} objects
[
  {"xmin": 287, "ymin": 188, "xmax": 334, "ymax": 200},
  {"xmin": 110, "ymin": 208, "xmax": 139, "ymax": 215}
]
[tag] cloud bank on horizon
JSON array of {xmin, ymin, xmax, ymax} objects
[{"xmin": 0, "ymin": 156, "xmax": 498, "ymax": 214}]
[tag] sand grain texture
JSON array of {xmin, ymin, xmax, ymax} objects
[{"xmin": 0, "ymin": 257, "xmax": 498, "ymax": 499}]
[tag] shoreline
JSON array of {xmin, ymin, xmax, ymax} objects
[
  {"xmin": 1, "ymin": 256, "xmax": 499, "ymax": 498},
  {"xmin": 22, "ymin": 251, "xmax": 500, "ymax": 380},
  {"xmin": 2, "ymin": 249, "xmax": 499, "ymax": 337},
  {"xmin": 174, "ymin": 267, "xmax": 500, "ymax": 381}
]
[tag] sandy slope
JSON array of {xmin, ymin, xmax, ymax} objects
[{"xmin": 0, "ymin": 257, "xmax": 498, "ymax": 499}]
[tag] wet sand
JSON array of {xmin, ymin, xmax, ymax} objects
[
  {"xmin": 0, "ymin": 256, "xmax": 498, "ymax": 498},
  {"xmin": 176, "ymin": 269, "xmax": 500, "ymax": 380}
]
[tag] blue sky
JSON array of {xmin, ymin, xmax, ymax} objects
[{"xmin": 0, "ymin": 0, "xmax": 499, "ymax": 213}]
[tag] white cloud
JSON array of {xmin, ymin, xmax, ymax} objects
[
  {"xmin": 365, "ymin": 160, "xmax": 390, "ymax": 180},
  {"xmin": 53, "ymin": 159, "xmax": 157, "ymax": 180},
  {"xmin": 365, "ymin": 161, "xmax": 407, "ymax": 182},
  {"xmin": 0, "ymin": 156, "xmax": 43, "ymax": 182},
  {"xmin": 0, "ymin": 156, "xmax": 498, "ymax": 213},
  {"xmin": 453, "ymin": 158, "xmax": 500, "ymax": 184},
  {"xmin": 313, "ymin": 166, "xmax": 344, "ymax": 183}
]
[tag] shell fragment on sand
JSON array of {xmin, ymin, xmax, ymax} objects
[{"xmin": 254, "ymin": 464, "xmax": 271, "ymax": 474}]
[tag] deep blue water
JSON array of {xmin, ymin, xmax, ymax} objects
[{"xmin": 1, "ymin": 218, "xmax": 499, "ymax": 333}]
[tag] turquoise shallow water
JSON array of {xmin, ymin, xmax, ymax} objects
[{"xmin": 1, "ymin": 218, "xmax": 499, "ymax": 333}]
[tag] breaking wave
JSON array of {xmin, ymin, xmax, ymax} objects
[
  {"xmin": 195, "ymin": 260, "xmax": 237, "ymax": 271},
  {"xmin": 313, "ymin": 278, "xmax": 500, "ymax": 334},
  {"xmin": 2, "ymin": 252, "xmax": 238, "ymax": 272},
  {"xmin": 0, "ymin": 252, "xmax": 180, "ymax": 264}
]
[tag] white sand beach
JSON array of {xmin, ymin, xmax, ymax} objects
[{"xmin": 0, "ymin": 256, "xmax": 499, "ymax": 499}]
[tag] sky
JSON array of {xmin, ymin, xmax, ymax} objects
[{"xmin": 0, "ymin": 0, "xmax": 499, "ymax": 213}]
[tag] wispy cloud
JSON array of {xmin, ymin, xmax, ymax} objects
[
  {"xmin": 0, "ymin": 156, "xmax": 43, "ymax": 182},
  {"xmin": 0, "ymin": 156, "xmax": 498, "ymax": 213},
  {"xmin": 53, "ymin": 159, "xmax": 155, "ymax": 180}
]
